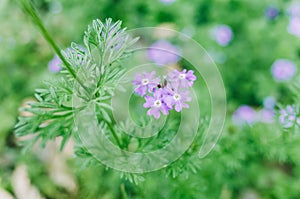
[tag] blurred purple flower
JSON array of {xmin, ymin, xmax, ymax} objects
[
  {"xmin": 279, "ymin": 105, "xmax": 300, "ymax": 128},
  {"xmin": 168, "ymin": 69, "xmax": 196, "ymax": 88},
  {"xmin": 147, "ymin": 40, "xmax": 181, "ymax": 65},
  {"xmin": 143, "ymin": 89, "xmax": 170, "ymax": 119},
  {"xmin": 258, "ymin": 109, "xmax": 275, "ymax": 123},
  {"xmin": 232, "ymin": 105, "xmax": 256, "ymax": 126},
  {"xmin": 287, "ymin": 17, "xmax": 300, "ymax": 37},
  {"xmin": 212, "ymin": 25, "xmax": 233, "ymax": 46},
  {"xmin": 265, "ymin": 6, "xmax": 279, "ymax": 20},
  {"xmin": 263, "ymin": 96, "xmax": 276, "ymax": 110},
  {"xmin": 133, "ymin": 71, "xmax": 160, "ymax": 96},
  {"xmin": 287, "ymin": 3, "xmax": 300, "ymax": 18},
  {"xmin": 271, "ymin": 59, "xmax": 297, "ymax": 81},
  {"xmin": 48, "ymin": 55, "xmax": 62, "ymax": 73}
]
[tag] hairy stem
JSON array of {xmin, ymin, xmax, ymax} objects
[{"xmin": 20, "ymin": 0, "xmax": 89, "ymax": 93}]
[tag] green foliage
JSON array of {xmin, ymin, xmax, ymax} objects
[
  {"xmin": 14, "ymin": 18, "xmax": 138, "ymax": 153},
  {"xmin": 2, "ymin": 0, "xmax": 300, "ymax": 198}
]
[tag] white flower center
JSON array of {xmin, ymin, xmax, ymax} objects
[
  {"xmin": 142, "ymin": 78, "xmax": 149, "ymax": 85},
  {"xmin": 179, "ymin": 74, "xmax": 186, "ymax": 79},
  {"xmin": 173, "ymin": 93, "xmax": 181, "ymax": 101},
  {"xmin": 154, "ymin": 100, "xmax": 162, "ymax": 107}
]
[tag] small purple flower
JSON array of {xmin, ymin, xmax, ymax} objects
[
  {"xmin": 133, "ymin": 71, "xmax": 160, "ymax": 96},
  {"xmin": 147, "ymin": 40, "xmax": 181, "ymax": 65},
  {"xmin": 133, "ymin": 69, "xmax": 196, "ymax": 118},
  {"xmin": 258, "ymin": 109, "xmax": 275, "ymax": 123},
  {"xmin": 168, "ymin": 69, "xmax": 196, "ymax": 88},
  {"xmin": 263, "ymin": 96, "xmax": 276, "ymax": 110},
  {"xmin": 279, "ymin": 105, "xmax": 300, "ymax": 128},
  {"xmin": 232, "ymin": 105, "xmax": 256, "ymax": 126},
  {"xmin": 212, "ymin": 25, "xmax": 233, "ymax": 46},
  {"xmin": 265, "ymin": 6, "xmax": 280, "ymax": 20},
  {"xmin": 288, "ymin": 17, "xmax": 300, "ymax": 37},
  {"xmin": 48, "ymin": 55, "xmax": 62, "ymax": 73},
  {"xmin": 287, "ymin": 3, "xmax": 300, "ymax": 18},
  {"xmin": 163, "ymin": 89, "xmax": 191, "ymax": 112},
  {"xmin": 271, "ymin": 59, "xmax": 297, "ymax": 81},
  {"xmin": 143, "ymin": 89, "xmax": 170, "ymax": 119}
]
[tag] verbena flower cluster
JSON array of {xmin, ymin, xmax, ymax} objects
[
  {"xmin": 132, "ymin": 69, "xmax": 196, "ymax": 119},
  {"xmin": 147, "ymin": 40, "xmax": 181, "ymax": 65},
  {"xmin": 211, "ymin": 25, "xmax": 233, "ymax": 46},
  {"xmin": 287, "ymin": 3, "xmax": 300, "ymax": 37},
  {"xmin": 232, "ymin": 96, "xmax": 277, "ymax": 126},
  {"xmin": 271, "ymin": 59, "xmax": 297, "ymax": 82},
  {"xmin": 279, "ymin": 105, "xmax": 300, "ymax": 128}
]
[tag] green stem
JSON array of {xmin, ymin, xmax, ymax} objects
[
  {"xmin": 20, "ymin": 0, "xmax": 88, "ymax": 93},
  {"xmin": 120, "ymin": 183, "xmax": 128, "ymax": 199},
  {"xmin": 106, "ymin": 121, "xmax": 123, "ymax": 149}
]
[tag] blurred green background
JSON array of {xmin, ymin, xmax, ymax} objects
[{"xmin": 1, "ymin": 0, "xmax": 300, "ymax": 198}]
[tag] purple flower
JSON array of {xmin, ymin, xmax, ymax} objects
[
  {"xmin": 50, "ymin": 46, "xmax": 86, "ymax": 73},
  {"xmin": 232, "ymin": 105, "xmax": 256, "ymax": 126},
  {"xmin": 133, "ymin": 69, "xmax": 196, "ymax": 118},
  {"xmin": 133, "ymin": 71, "xmax": 160, "ymax": 96},
  {"xmin": 286, "ymin": 4, "xmax": 300, "ymax": 37},
  {"xmin": 212, "ymin": 25, "xmax": 233, "ymax": 46},
  {"xmin": 265, "ymin": 6, "xmax": 279, "ymax": 20},
  {"xmin": 143, "ymin": 89, "xmax": 170, "ymax": 119},
  {"xmin": 288, "ymin": 17, "xmax": 300, "ymax": 37},
  {"xmin": 263, "ymin": 96, "xmax": 276, "ymax": 110},
  {"xmin": 279, "ymin": 105, "xmax": 300, "ymax": 128},
  {"xmin": 163, "ymin": 88, "xmax": 191, "ymax": 112},
  {"xmin": 271, "ymin": 59, "xmax": 297, "ymax": 82},
  {"xmin": 257, "ymin": 109, "xmax": 275, "ymax": 123},
  {"xmin": 287, "ymin": 3, "xmax": 300, "ymax": 18},
  {"xmin": 48, "ymin": 55, "xmax": 62, "ymax": 73},
  {"xmin": 168, "ymin": 69, "xmax": 196, "ymax": 88},
  {"xmin": 147, "ymin": 40, "xmax": 181, "ymax": 65}
]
